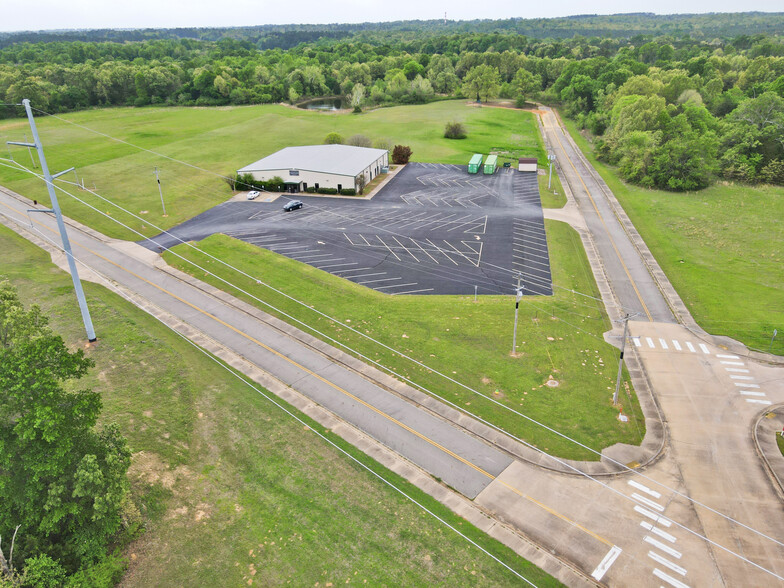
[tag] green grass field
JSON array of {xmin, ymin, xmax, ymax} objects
[
  {"xmin": 561, "ymin": 116, "xmax": 784, "ymax": 355},
  {"xmin": 0, "ymin": 224, "xmax": 560, "ymax": 586},
  {"xmin": 166, "ymin": 218, "xmax": 644, "ymax": 461},
  {"xmin": 0, "ymin": 101, "xmax": 544, "ymax": 241}
]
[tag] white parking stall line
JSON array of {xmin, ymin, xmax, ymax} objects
[
  {"xmin": 659, "ymin": 338, "xmax": 669, "ymax": 350},
  {"xmin": 634, "ymin": 505, "xmax": 672, "ymax": 527},
  {"xmin": 391, "ymin": 236, "xmax": 420, "ymax": 262},
  {"xmin": 410, "ymin": 239, "xmax": 441, "ymax": 264},
  {"xmin": 640, "ymin": 521, "xmax": 676, "ymax": 543},
  {"xmin": 686, "ymin": 342, "xmax": 696, "ymax": 352},
  {"xmin": 333, "ymin": 266, "xmax": 372, "ymax": 274},
  {"xmin": 646, "ymin": 337, "xmax": 656, "ymax": 349},
  {"xmin": 649, "ymin": 551, "xmax": 687, "ymax": 576},
  {"xmin": 633, "ymin": 337, "xmax": 642, "ymax": 347},
  {"xmin": 730, "ymin": 375, "xmax": 754, "ymax": 380},
  {"xmin": 699, "ymin": 343, "xmax": 710, "ymax": 354},
  {"xmin": 392, "ymin": 288, "xmax": 435, "ymax": 295},
  {"xmin": 357, "ymin": 277, "xmax": 402, "ymax": 285},
  {"xmin": 717, "ymin": 354, "xmax": 740, "ymax": 359},
  {"xmin": 740, "ymin": 391, "xmax": 766, "ymax": 397},
  {"xmin": 632, "ymin": 493, "xmax": 664, "ymax": 512},
  {"xmin": 654, "ymin": 568, "xmax": 691, "ymax": 588},
  {"xmin": 316, "ymin": 262, "xmax": 359, "ymax": 270},
  {"xmin": 376, "ymin": 236, "xmax": 402, "ymax": 261},
  {"xmin": 426, "ymin": 238, "xmax": 459, "ymax": 265},
  {"xmin": 746, "ymin": 399, "xmax": 772, "ymax": 405},
  {"xmin": 628, "ymin": 480, "xmax": 662, "ymax": 499},
  {"xmin": 291, "ymin": 253, "xmax": 333, "ymax": 261},
  {"xmin": 672, "ymin": 340, "xmax": 682, "ymax": 351},
  {"xmin": 269, "ymin": 244, "xmax": 311, "ymax": 252},
  {"xmin": 376, "ymin": 282, "xmax": 418, "ymax": 290},
  {"xmin": 644, "ymin": 536, "xmax": 681, "ymax": 559},
  {"xmin": 591, "ymin": 545, "xmax": 622, "ymax": 582},
  {"xmin": 735, "ymin": 382, "xmax": 760, "ymax": 388}
]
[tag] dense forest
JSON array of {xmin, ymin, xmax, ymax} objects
[{"xmin": 1, "ymin": 14, "xmax": 784, "ymax": 190}]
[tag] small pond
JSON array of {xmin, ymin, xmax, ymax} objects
[{"xmin": 297, "ymin": 97, "xmax": 349, "ymax": 111}]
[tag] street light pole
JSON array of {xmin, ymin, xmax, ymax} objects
[
  {"xmin": 512, "ymin": 274, "xmax": 523, "ymax": 354},
  {"xmin": 613, "ymin": 313, "xmax": 638, "ymax": 405},
  {"xmin": 547, "ymin": 152, "xmax": 556, "ymax": 189}
]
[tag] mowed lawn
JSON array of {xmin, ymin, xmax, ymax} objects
[
  {"xmin": 0, "ymin": 224, "xmax": 560, "ymax": 587},
  {"xmin": 167, "ymin": 219, "xmax": 644, "ymax": 461},
  {"xmin": 562, "ymin": 116, "xmax": 784, "ymax": 355},
  {"xmin": 0, "ymin": 101, "xmax": 544, "ymax": 241}
]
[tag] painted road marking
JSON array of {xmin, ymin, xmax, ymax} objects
[
  {"xmin": 628, "ymin": 480, "xmax": 662, "ymax": 499},
  {"xmin": 646, "ymin": 337, "xmax": 655, "ymax": 348},
  {"xmin": 746, "ymin": 399, "xmax": 772, "ymax": 405},
  {"xmin": 654, "ymin": 567, "xmax": 691, "ymax": 588},
  {"xmin": 741, "ymin": 391, "xmax": 766, "ymax": 397},
  {"xmin": 632, "ymin": 493, "xmax": 664, "ymax": 512},
  {"xmin": 686, "ymin": 342, "xmax": 696, "ymax": 353},
  {"xmin": 720, "ymin": 360, "xmax": 745, "ymax": 365},
  {"xmin": 672, "ymin": 340, "xmax": 682, "ymax": 351},
  {"xmin": 735, "ymin": 383, "xmax": 760, "ymax": 388},
  {"xmin": 717, "ymin": 354, "xmax": 740, "ymax": 359},
  {"xmin": 591, "ymin": 545, "xmax": 622, "ymax": 582},
  {"xmin": 633, "ymin": 337, "xmax": 641, "ymax": 347},
  {"xmin": 644, "ymin": 536, "xmax": 682, "ymax": 559},
  {"xmin": 725, "ymin": 368, "xmax": 750, "ymax": 373},
  {"xmin": 730, "ymin": 375, "xmax": 754, "ymax": 381},
  {"xmin": 649, "ymin": 551, "xmax": 687, "ymax": 576},
  {"xmin": 699, "ymin": 343, "xmax": 710, "ymax": 354},
  {"xmin": 640, "ymin": 521, "xmax": 676, "ymax": 543},
  {"xmin": 392, "ymin": 288, "xmax": 435, "ymax": 295},
  {"xmin": 659, "ymin": 338, "xmax": 669, "ymax": 350}
]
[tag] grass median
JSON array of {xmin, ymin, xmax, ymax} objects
[
  {"xmin": 0, "ymin": 223, "xmax": 561, "ymax": 586},
  {"xmin": 166, "ymin": 219, "xmax": 644, "ymax": 461},
  {"xmin": 560, "ymin": 115, "xmax": 784, "ymax": 355}
]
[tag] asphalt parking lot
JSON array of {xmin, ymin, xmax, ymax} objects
[{"xmin": 142, "ymin": 163, "xmax": 552, "ymax": 296}]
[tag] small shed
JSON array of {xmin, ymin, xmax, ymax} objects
[
  {"xmin": 468, "ymin": 154, "xmax": 483, "ymax": 174},
  {"xmin": 518, "ymin": 157, "xmax": 538, "ymax": 172},
  {"xmin": 483, "ymin": 154, "xmax": 498, "ymax": 175}
]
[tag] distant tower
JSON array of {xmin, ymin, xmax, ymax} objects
[{"xmin": 444, "ymin": 11, "xmax": 447, "ymax": 24}]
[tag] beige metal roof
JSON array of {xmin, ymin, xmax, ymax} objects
[{"xmin": 238, "ymin": 145, "xmax": 388, "ymax": 177}]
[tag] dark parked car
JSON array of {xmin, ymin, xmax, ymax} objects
[{"xmin": 283, "ymin": 200, "xmax": 303, "ymax": 212}]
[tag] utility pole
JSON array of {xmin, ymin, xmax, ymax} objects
[
  {"xmin": 23, "ymin": 132, "xmax": 37, "ymax": 168},
  {"xmin": 8, "ymin": 99, "xmax": 96, "ymax": 341},
  {"xmin": 770, "ymin": 328, "xmax": 778, "ymax": 353},
  {"xmin": 154, "ymin": 166, "xmax": 167, "ymax": 216},
  {"xmin": 511, "ymin": 274, "xmax": 523, "ymax": 354},
  {"xmin": 613, "ymin": 313, "xmax": 639, "ymax": 404}
]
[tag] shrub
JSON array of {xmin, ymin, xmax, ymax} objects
[
  {"xmin": 317, "ymin": 187, "xmax": 339, "ymax": 194},
  {"xmin": 444, "ymin": 121, "xmax": 467, "ymax": 139},
  {"xmin": 324, "ymin": 132, "xmax": 344, "ymax": 144},
  {"xmin": 347, "ymin": 134, "xmax": 372, "ymax": 148},
  {"xmin": 305, "ymin": 186, "xmax": 317, "ymax": 193},
  {"xmin": 340, "ymin": 188, "xmax": 356, "ymax": 196},
  {"xmin": 392, "ymin": 145, "xmax": 412, "ymax": 164}
]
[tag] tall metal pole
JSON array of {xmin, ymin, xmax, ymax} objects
[
  {"xmin": 18, "ymin": 99, "xmax": 96, "ymax": 341},
  {"xmin": 547, "ymin": 153, "xmax": 556, "ymax": 189},
  {"xmin": 512, "ymin": 275, "xmax": 523, "ymax": 354},
  {"xmin": 23, "ymin": 132, "xmax": 37, "ymax": 168},
  {"xmin": 154, "ymin": 166, "xmax": 166, "ymax": 216},
  {"xmin": 613, "ymin": 315, "xmax": 631, "ymax": 405}
]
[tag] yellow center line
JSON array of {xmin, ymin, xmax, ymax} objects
[
  {"xmin": 540, "ymin": 112, "xmax": 653, "ymax": 321},
  {"xmin": 1, "ymin": 196, "xmax": 614, "ymax": 548}
]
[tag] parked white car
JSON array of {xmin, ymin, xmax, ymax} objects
[{"xmin": 247, "ymin": 190, "xmax": 260, "ymax": 200}]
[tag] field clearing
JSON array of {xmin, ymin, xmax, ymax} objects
[
  {"xmin": 166, "ymin": 219, "xmax": 644, "ymax": 461},
  {"xmin": 0, "ymin": 223, "xmax": 560, "ymax": 586},
  {"xmin": 0, "ymin": 101, "xmax": 544, "ymax": 241},
  {"xmin": 562, "ymin": 116, "xmax": 784, "ymax": 355}
]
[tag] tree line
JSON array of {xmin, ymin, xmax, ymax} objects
[{"xmin": 1, "ymin": 26, "xmax": 784, "ymax": 190}]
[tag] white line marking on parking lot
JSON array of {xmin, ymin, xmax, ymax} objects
[
  {"xmin": 591, "ymin": 545, "xmax": 622, "ymax": 582},
  {"xmin": 317, "ymin": 262, "xmax": 359, "ymax": 270},
  {"xmin": 699, "ymin": 343, "xmax": 710, "ymax": 354},
  {"xmin": 649, "ymin": 551, "xmax": 687, "ymax": 576},
  {"xmin": 746, "ymin": 399, "xmax": 772, "ymax": 405},
  {"xmin": 628, "ymin": 480, "xmax": 662, "ymax": 499},
  {"xmin": 672, "ymin": 340, "xmax": 682, "ymax": 351},
  {"xmin": 376, "ymin": 236, "xmax": 401, "ymax": 261},
  {"xmin": 654, "ymin": 568, "xmax": 691, "ymax": 588},
  {"xmin": 411, "ymin": 239, "xmax": 440, "ymax": 264},
  {"xmin": 632, "ymin": 493, "xmax": 664, "ymax": 512},
  {"xmin": 634, "ymin": 505, "xmax": 672, "ymax": 527},
  {"xmin": 686, "ymin": 342, "xmax": 696, "ymax": 352},
  {"xmin": 357, "ymin": 277, "xmax": 402, "ymax": 285},
  {"xmin": 392, "ymin": 288, "xmax": 435, "ymax": 295},
  {"xmin": 640, "ymin": 521, "xmax": 676, "ymax": 543},
  {"xmin": 644, "ymin": 536, "xmax": 682, "ymax": 558},
  {"xmin": 716, "ymin": 354, "xmax": 740, "ymax": 359},
  {"xmin": 659, "ymin": 338, "xmax": 669, "ymax": 350},
  {"xmin": 376, "ymin": 282, "xmax": 418, "ymax": 290},
  {"xmin": 392, "ymin": 236, "xmax": 419, "ymax": 261},
  {"xmin": 740, "ymin": 391, "xmax": 766, "ymax": 397},
  {"xmin": 426, "ymin": 238, "xmax": 458, "ymax": 265}
]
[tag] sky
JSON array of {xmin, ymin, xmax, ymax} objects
[{"xmin": 1, "ymin": 0, "xmax": 782, "ymax": 33}]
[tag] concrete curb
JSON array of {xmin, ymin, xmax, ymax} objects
[{"xmin": 752, "ymin": 406, "xmax": 784, "ymax": 501}]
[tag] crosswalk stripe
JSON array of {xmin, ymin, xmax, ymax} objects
[
  {"xmin": 659, "ymin": 338, "xmax": 669, "ymax": 350},
  {"xmin": 746, "ymin": 399, "xmax": 772, "ymax": 405},
  {"xmin": 686, "ymin": 342, "xmax": 696, "ymax": 352},
  {"xmin": 699, "ymin": 343, "xmax": 710, "ymax": 354},
  {"xmin": 672, "ymin": 340, "xmax": 682, "ymax": 351}
]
